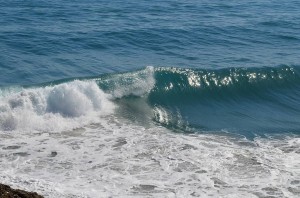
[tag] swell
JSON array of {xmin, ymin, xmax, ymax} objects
[
  {"xmin": 149, "ymin": 65, "xmax": 300, "ymax": 104},
  {"xmin": 94, "ymin": 65, "xmax": 300, "ymax": 136},
  {"xmin": 147, "ymin": 66, "xmax": 300, "ymax": 136}
]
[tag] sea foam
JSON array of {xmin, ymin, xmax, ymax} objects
[{"xmin": 0, "ymin": 80, "xmax": 114, "ymax": 132}]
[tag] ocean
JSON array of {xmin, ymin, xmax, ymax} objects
[{"xmin": 0, "ymin": 0, "xmax": 299, "ymax": 197}]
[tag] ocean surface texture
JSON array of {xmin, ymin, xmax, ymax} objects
[{"xmin": 0, "ymin": 0, "xmax": 300, "ymax": 197}]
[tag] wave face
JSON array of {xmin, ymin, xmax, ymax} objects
[
  {"xmin": 151, "ymin": 66, "xmax": 299, "ymax": 101},
  {"xmin": 147, "ymin": 66, "xmax": 300, "ymax": 137},
  {"xmin": 96, "ymin": 65, "xmax": 300, "ymax": 138},
  {"xmin": 1, "ymin": 66, "xmax": 300, "ymax": 137}
]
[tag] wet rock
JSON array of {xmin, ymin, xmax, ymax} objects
[{"xmin": 0, "ymin": 183, "xmax": 43, "ymax": 198}]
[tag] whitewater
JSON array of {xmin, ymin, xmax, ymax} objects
[
  {"xmin": 0, "ymin": 66, "xmax": 299, "ymax": 197},
  {"xmin": 1, "ymin": 0, "xmax": 300, "ymax": 197}
]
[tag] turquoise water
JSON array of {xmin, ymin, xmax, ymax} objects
[{"xmin": 0, "ymin": 1, "xmax": 300, "ymax": 197}]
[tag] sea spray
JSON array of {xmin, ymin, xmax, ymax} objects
[{"xmin": 0, "ymin": 81, "xmax": 114, "ymax": 132}]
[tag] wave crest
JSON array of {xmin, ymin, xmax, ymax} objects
[
  {"xmin": 97, "ymin": 66, "xmax": 155, "ymax": 98},
  {"xmin": 0, "ymin": 81, "xmax": 114, "ymax": 132},
  {"xmin": 150, "ymin": 65, "xmax": 300, "ymax": 103}
]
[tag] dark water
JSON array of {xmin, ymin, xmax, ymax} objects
[
  {"xmin": 1, "ymin": 0, "xmax": 300, "ymax": 137},
  {"xmin": 95, "ymin": 66, "xmax": 300, "ymax": 138}
]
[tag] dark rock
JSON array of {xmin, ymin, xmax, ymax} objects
[{"xmin": 0, "ymin": 183, "xmax": 43, "ymax": 198}]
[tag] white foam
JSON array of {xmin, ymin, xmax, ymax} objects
[
  {"xmin": 0, "ymin": 80, "xmax": 114, "ymax": 132},
  {"xmin": 153, "ymin": 106, "xmax": 170, "ymax": 124},
  {"xmin": 153, "ymin": 106, "xmax": 188, "ymax": 129},
  {"xmin": 0, "ymin": 118, "xmax": 299, "ymax": 197}
]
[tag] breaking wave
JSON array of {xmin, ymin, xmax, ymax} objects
[
  {"xmin": 0, "ymin": 81, "xmax": 114, "ymax": 132},
  {"xmin": 1, "ymin": 65, "xmax": 300, "ymax": 136}
]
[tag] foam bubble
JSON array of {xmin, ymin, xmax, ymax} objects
[{"xmin": 0, "ymin": 80, "xmax": 114, "ymax": 132}]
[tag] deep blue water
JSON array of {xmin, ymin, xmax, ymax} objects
[{"xmin": 1, "ymin": 0, "xmax": 300, "ymax": 137}]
